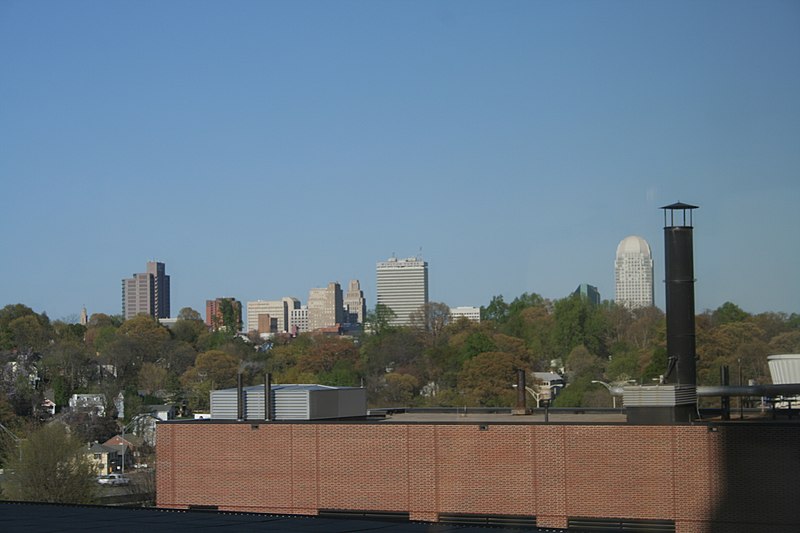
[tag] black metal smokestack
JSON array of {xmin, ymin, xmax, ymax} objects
[
  {"xmin": 237, "ymin": 372, "xmax": 244, "ymax": 421},
  {"xmin": 513, "ymin": 369, "xmax": 527, "ymax": 415},
  {"xmin": 264, "ymin": 372, "xmax": 272, "ymax": 421},
  {"xmin": 625, "ymin": 202, "xmax": 699, "ymax": 424},
  {"xmin": 661, "ymin": 202, "xmax": 698, "ymax": 386}
]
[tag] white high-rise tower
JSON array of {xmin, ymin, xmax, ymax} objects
[
  {"xmin": 376, "ymin": 256, "xmax": 428, "ymax": 326},
  {"xmin": 615, "ymin": 236, "xmax": 654, "ymax": 309}
]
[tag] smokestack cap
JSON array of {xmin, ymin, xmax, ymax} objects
[
  {"xmin": 660, "ymin": 202, "xmax": 698, "ymax": 210},
  {"xmin": 660, "ymin": 201, "xmax": 698, "ymax": 227}
]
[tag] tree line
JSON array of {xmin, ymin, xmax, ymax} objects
[
  {"xmin": 1, "ymin": 294, "xmax": 797, "ymax": 432},
  {"xmin": 2, "ymin": 295, "xmax": 797, "ymax": 503}
]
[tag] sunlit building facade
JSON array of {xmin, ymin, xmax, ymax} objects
[
  {"xmin": 122, "ymin": 261, "xmax": 170, "ymax": 320},
  {"xmin": 614, "ymin": 236, "xmax": 654, "ymax": 309},
  {"xmin": 376, "ymin": 257, "xmax": 428, "ymax": 327}
]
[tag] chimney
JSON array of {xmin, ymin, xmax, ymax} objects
[
  {"xmin": 264, "ymin": 373, "xmax": 272, "ymax": 421},
  {"xmin": 237, "ymin": 372, "xmax": 244, "ymax": 421},
  {"xmin": 512, "ymin": 369, "xmax": 528, "ymax": 415},
  {"xmin": 625, "ymin": 202, "xmax": 699, "ymax": 424},
  {"xmin": 662, "ymin": 202, "xmax": 698, "ymax": 387}
]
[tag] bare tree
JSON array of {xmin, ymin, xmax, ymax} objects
[{"xmin": 410, "ymin": 302, "xmax": 451, "ymax": 343}]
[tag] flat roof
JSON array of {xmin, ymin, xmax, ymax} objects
[
  {"xmin": 375, "ymin": 410, "xmax": 627, "ymax": 424},
  {"xmin": 0, "ymin": 502, "xmax": 551, "ymax": 532}
]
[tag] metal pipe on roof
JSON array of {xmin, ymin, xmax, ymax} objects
[
  {"xmin": 720, "ymin": 366, "xmax": 731, "ymax": 420},
  {"xmin": 515, "ymin": 369, "xmax": 526, "ymax": 412},
  {"xmin": 614, "ymin": 383, "xmax": 800, "ymax": 398},
  {"xmin": 697, "ymin": 384, "xmax": 800, "ymax": 397},
  {"xmin": 265, "ymin": 372, "xmax": 272, "ymax": 421},
  {"xmin": 237, "ymin": 373, "xmax": 244, "ymax": 421}
]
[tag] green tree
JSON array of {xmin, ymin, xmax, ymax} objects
[
  {"xmin": 481, "ymin": 295, "xmax": 509, "ymax": 323},
  {"xmin": 8, "ymin": 314, "xmax": 52, "ymax": 352},
  {"xmin": 769, "ymin": 331, "xmax": 800, "ymax": 354},
  {"xmin": 711, "ymin": 302, "xmax": 749, "ymax": 326},
  {"xmin": 180, "ymin": 350, "xmax": 241, "ymax": 411},
  {"xmin": 218, "ymin": 299, "xmax": 243, "ymax": 332},
  {"xmin": 361, "ymin": 327, "xmax": 424, "ymax": 376},
  {"xmin": 0, "ymin": 304, "xmax": 40, "ymax": 349},
  {"xmin": 366, "ymin": 304, "xmax": 396, "ymax": 335},
  {"xmin": 458, "ymin": 351, "xmax": 524, "ymax": 407},
  {"xmin": 172, "ymin": 314, "xmax": 207, "ymax": 346},
  {"xmin": 138, "ymin": 362, "xmax": 169, "ymax": 395},
  {"xmin": 552, "ymin": 295, "xmax": 608, "ymax": 359},
  {"xmin": 158, "ymin": 339, "xmax": 197, "ymax": 376},
  {"xmin": 564, "ymin": 345, "xmax": 604, "ymax": 381},
  {"xmin": 461, "ymin": 331, "xmax": 497, "ymax": 360},
  {"xmin": 177, "ymin": 307, "xmax": 202, "ymax": 321},
  {"xmin": 552, "ymin": 375, "xmax": 595, "ymax": 407},
  {"xmin": 381, "ymin": 372, "xmax": 419, "ymax": 405},
  {"xmin": 116, "ymin": 315, "xmax": 170, "ymax": 354},
  {"xmin": 2, "ymin": 423, "xmax": 97, "ymax": 504},
  {"xmin": 52, "ymin": 321, "xmax": 86, "ymax": 343}
]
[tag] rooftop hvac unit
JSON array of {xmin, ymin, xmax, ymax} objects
[{"xmin": 210, "ymin": 384, "xmax": 366, "ymax": 421}]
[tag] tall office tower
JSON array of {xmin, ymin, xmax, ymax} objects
[
  {"xmin": 344, "ymin": 279, "xmax": 367, "ymax": 324},
  {"xmin": 376, "ymin": 256, "xmax": 429, "ymax": 326},
  {"xmin": 246, "ymin": 297, "xmax": 299, "ymax": 334},
  {"xmin": 574, "ymin": 284, "xmax": 601, "ymax": 306},
  {"xmin": 147, "ymin": 261, "xmax": 170, "ymax": 319},
  {"xmin": 307, "ymin": 282, "xmax": 344, "ymax": 331},
  {"xmin": 206, "ymin": 297, "xmax": 242, "ymax": 331},
  {"xmin": 122, "ymin": 261, "xmax": 170, "ymax": 320},
  {"xmin": 615, "ymin": 236, "xmax": 654, "ymax": 309}
]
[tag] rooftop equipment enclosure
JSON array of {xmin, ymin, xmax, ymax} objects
[{"xmin": 210, "ymin": 384, "xmax": 367, "ymax": 421}]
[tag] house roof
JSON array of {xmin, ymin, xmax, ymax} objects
[
  {"xmin": 145, "ymin": 404, "xmax": 174, "ymax": 411},
  {"xmin": 87, "ymin": 443, "xmax": 116, "ymax": 454},
  {"xmin": 103, "ymin": 434, "xmax": 144, "ymax": 449}
]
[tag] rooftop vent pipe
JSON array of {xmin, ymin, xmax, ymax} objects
[{"xmin": 237, "ymin": 372, "xmax": 244, "ymax": 421}]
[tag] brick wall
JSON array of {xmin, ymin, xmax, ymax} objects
[{"xmin": 156, "ymin": 422, "xmax": 800, "ymax": 532}]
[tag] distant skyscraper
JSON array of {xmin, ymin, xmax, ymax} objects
[
  {"xmin": 307, "ymin": 282, "xmax": 344, "ymax": 331},
  {"xmin": 376, "ymin": 256, "xmax": 428, "ymax": 326},
  {"xmin": 246, "ymin": 297, "xmax": 300, "ymax": 334},
  {"xmin": 344, "ymin": 279, "xmax": 366, "ymax": 324},
  {"xmin": 615, "ymin": 236, "xmax": 654, "ymax": 309},
  {"xmin": 80, "ymin": 306, "xmax": 89, "ymax": 326},
  {"xmin": 574, "ymin": 284, "xmax": 601, "ymax": 306},
  {"xmin": 122, "ymin": 261, "xmax": 170, "ymax": 320}
]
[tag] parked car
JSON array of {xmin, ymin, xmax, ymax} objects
[{"xmin": 97, "ymin": 473, "xmax": 130, "ymax": 486}]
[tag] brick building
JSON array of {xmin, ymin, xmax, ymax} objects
[{"xmin": 156, "ymin": 418, "xmax": 800, "ymax": 532}]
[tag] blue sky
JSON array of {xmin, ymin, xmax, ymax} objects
[{"xmin": 1, "ymin": 1, "xmax": 798, "ymax": 321}]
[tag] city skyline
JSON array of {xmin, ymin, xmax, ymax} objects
[{"xmin": 1, "ymin": 2, "xmax": 798, "ymax": 320}]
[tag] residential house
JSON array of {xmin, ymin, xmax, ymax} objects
[
  {"xmin": 103, "ymin": 435, "xmax": 141, "ymax": 471},
  {"xmin": 87, "ymin": 443, "xmax": 118, "ymax": 475}
]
